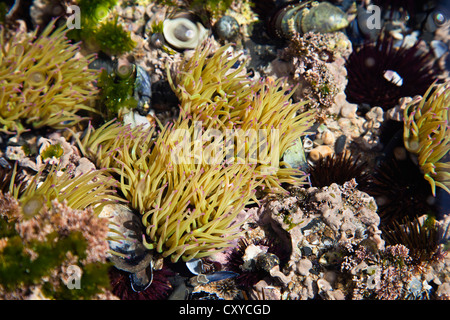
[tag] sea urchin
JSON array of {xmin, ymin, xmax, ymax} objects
[{"xmin": 345, "ymin": 33, "xmax": 439, "ymax": 110}]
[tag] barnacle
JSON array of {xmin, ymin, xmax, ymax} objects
[
  {"xmin": 403, "ymin": 81, "xmax": 450, "ymax": 196},
  {"xmin": 0, "ymin": 20, "xmax": 98, "ymax": 134}
]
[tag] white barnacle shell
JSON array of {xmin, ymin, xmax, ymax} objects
[
  {"xmin": 383, "ymin": 70, "xmax": 403, "ymax": 86},
  {"xmin": 162, "ymin": 17, "xmax": 208, "ymax": 50}
]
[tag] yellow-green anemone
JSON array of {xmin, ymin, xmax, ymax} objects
[{"xmin": 404, "ymin": 81, "xmax": 450, "ymax": 196}]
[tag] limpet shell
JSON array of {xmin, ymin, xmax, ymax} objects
[{"xmin": 163, "ymin": 17, "xmax": 208, "ymax": 49}]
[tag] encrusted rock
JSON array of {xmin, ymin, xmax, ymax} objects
[{"xmin": 257, "ymin": 180, "xmax": 380, "ymax": 299}]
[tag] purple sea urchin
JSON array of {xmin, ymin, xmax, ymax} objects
[
  {"xmin": 225, "ymin": 238, "xmax": 289, "ymax": 289},
  {"xmin": 345, "ymin": 34, "xmax": 440, "ymax": 110},
  {"xmin": 363, "ymin": 156, "xmax": 437, "ymax": 228},
  {"xmin": 308, "ymin": 151, "xmax": 370, "ymax": 189},
  {"xmin": 371, "ymin": 0, "xmax": 418, "ymax": 16},
  {"xmin": 382, "ymin": 216, "xmax": 443, "ymax": 264}
]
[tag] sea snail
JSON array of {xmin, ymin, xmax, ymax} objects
[
  {"xmin": 270, "ymin": 1, "xmax": 350, "ymax": 39},
  {"xmin": 100, "ymin": 204, "xmax": 154, "ymax": 292}
]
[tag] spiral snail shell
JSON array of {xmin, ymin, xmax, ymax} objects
[
  {"xmin": 270, "ymin": 1, "xmax": 349, "ymax": 39},
  {"xmin": 214, "ymin": 15, "xmax": 240, "ymax": 41}
]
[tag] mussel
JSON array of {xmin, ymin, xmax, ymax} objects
[
  {"xmin": 186, "ymin": 258, "xmax": 238, "ymax": 286},
  {"xmin": 100, "ymin": 204, "xmax": 154, "ymax": 292}
]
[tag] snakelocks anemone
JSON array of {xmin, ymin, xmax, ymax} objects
[
  {"xmin": 168, "ymin": 42, "xmax": 314, "ymax": 192},
  {"xmin": 78, "ymin": 42, "xmax": 314, "ymax": 263},
  {"xmin": 403, "ymin": 81, "xmax": 450, "ymax": 196},
  {"xmin": 0, "ymin": 19, "xmax": 98, "ymax": 134},
  {"xmin": 79, "ymin": 117, "xmax": 262, "ymax": 262},
  {"xmin": 13, "ymin": 164, "xmax": 121, "ymax": 216}
]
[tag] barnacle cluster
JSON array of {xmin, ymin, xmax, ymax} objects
[
  {"xmin": 274, "ymin": 30, "xmax": 351, "ymax": 119},
  {"xmin": 403, "ymin": 81, "xmax": 450, "ymax": 196},
  {"xmin": 341, "ymin": 244, "xmax": 416, "ymax": 300},
  {"xmin": 0, "ymin": 20, "xmax": 98, "ymax": 134}
]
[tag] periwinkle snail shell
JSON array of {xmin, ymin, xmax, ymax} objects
[
  {"xmin": 214, "ymin": 15, "xmax": 240, "ymax": 41},
  {"xmin": 270, "ymin": 1, "xmax": 349, "ymax": 39}
]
